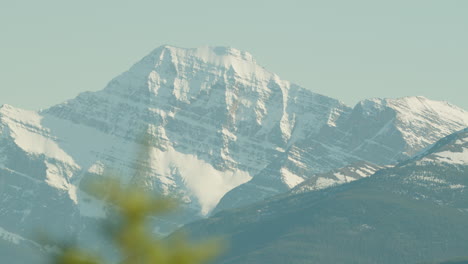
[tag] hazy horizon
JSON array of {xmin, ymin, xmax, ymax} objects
[{"xmin": 1, "ymin": 0, "xmax": 467, "ymax": 110}]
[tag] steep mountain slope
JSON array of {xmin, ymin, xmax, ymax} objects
[
  {"xmin": 1, "ymin": 45, "xmax": 468, "ymax": 262},
  {"xmin": 41, "ymin": 45, "xmax": 350, "ymax": 215},
  {"xmin": 0, "ymin": 45, "xmax": 350, "ymax": 254},
  {"xmin": 325, "ymin": 96, "xmax": 468, "ymax": 163},
  {"xmin": 45, "ymin": 46, "xmax": 346, "ymax": 170},
  {"xmin": 214, "ymin": 96, "xmax": 468, "ymax": 212},
  {"xmin": 182, "ymin": 128, "xmax": 468, "ymax": 264}
]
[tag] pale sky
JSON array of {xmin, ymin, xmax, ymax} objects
[{"xmin": 1, "ymin": 0, "xmax": 467, "ymax": 110}]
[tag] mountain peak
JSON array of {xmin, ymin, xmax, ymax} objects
[
  {"xmin": 0, "ymin": 104, "xmax": 13, "ymax": 110},
  {"xmin": 359, "ymin": 96, "xmax": 430, "ymax": 107},
  {"xmin": 141, "ymin": 45, "xmax": 258, "ymax": 71},
  {"xmin": 154, "ymin": 45, "xmax": 255, "ymax": 61},
  {"xmin": 356, "ymin": 95, "xmax": 467, "ymax": 117},
  {"xmin": 98, "ymin": 45, "xmax": 275, "ymax": 98}
]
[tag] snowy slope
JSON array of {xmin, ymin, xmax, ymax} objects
[
  {"xmin": 214, "ymin": 96, "xmax": 468, "ymax": 212},
  {"xmin": 40, "ymin": 45, "xmax": 348, "ymax": 214},
  {"xmin": 343, "ymin": 97, "xmax": 468, "ymax": 160},
  {"xmin": 182, "ymin": 128, "xmax": 468, "ymax": 264},
  {"xmin": 415, "ymin": 128, "xmax": 468, "ymax": 166},
  {"xmin": 1, "ymin": 46, "xmax": 468, "ymax": 261},
  {"xmin": 0, "ymin": 45, "xmax": 351, "ymax": 251},
  {"xmin": 291, "ymin": 161, "xmax": 383, "ymax": 194}
]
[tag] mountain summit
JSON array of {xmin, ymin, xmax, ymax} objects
[
  {"xmin": 1, "ymin": 46, "xmax": 349, "ymax": 239},
  {"xmin": 1, "ymin": 46, "xmax": 468, "ymax": 262}
]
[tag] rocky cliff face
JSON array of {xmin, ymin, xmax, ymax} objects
[
  {"xmin": 0, "ymin": 46, "xmax": 467, "ymax": 260},
  {"xmin": 214, "ymin": 96, "xmax": 468, "ymax": 212},
  {"xmin": 0, "ymin": 46, "xmax": 349, "ymax": 246}
]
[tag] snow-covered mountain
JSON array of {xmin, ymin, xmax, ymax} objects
[
  {"xmin": 0, "ymin": 46, "xmax": 350, "ymax": 245},
  {"xmin": 182, "ymin": 128, "xmax": 468, "ymax": 264},
  {"xmin": 1, "ymin": 45, "xmax": 468, "ymax": 262},
  {"xmin": 214, "ymin": 96, "xmax": 468, "ymax": 212},
  {"xmin": 40, "ymin": 45, "xmax": 352, "ymax": 214}
]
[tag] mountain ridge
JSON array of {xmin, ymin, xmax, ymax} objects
[
  {"xmin": 1, "ymin": 46, "xmax": 468, "ymax": 263},
  {"xmin": 181, "ymin": 127, "xmax": 468, "ymax": 264},
  {"xmin": 214, "ymin": 94, "xmax": 468, "ymax": 213}
]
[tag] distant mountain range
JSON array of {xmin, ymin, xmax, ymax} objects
[
  {"xmin": 0, "ymin": 45, "xmax": 467, "ymax": 263},
  {"xmin": 182, "ymin": 128, "xmax": 468, "ymax": 264}
]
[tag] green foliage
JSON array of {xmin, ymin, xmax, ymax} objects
[
  {"xmin": 53, "ymin": 248, "xmax": 102, "ymax": 264},
  {"xmin": 53, "ymin": 178, "xmax": 221, "ymax": 264}
]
